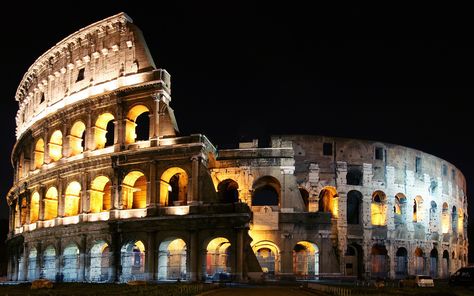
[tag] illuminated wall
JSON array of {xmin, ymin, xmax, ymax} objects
[
  {"xmin": 371, "ymin": 191, "xmax": 387, "ymax": 226},
  {"xmin": 48, "ymin": 130, "xmax": 63, "ymax": 162}
]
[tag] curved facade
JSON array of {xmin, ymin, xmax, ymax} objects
[{"xmin": 6, "ymin": 13, "xmax": 468, "ymax": 282}]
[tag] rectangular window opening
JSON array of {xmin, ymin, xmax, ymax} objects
[
  {"xmin": 415, "ymin": 157, "xmax": 422, "ymax": 173},
  {"xmin": 76, "ymin": 68, "xmax": 85, "ymax": 82},
  {"xmin": 375, "ymin": 147, "xmax": 384, "ymax": 160},
  {"xmin": 323, "ymin": 143, "xmax": 333, "ymax": 156},
  {"xmin": 442, "ymin": 164, "xmax": 447, "ymax": 176}
]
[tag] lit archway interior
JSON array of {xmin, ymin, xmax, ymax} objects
[
  {"xmin": 252, "ymin": 240, "xmax": 280, "ymax": 275},
  {"xmin": 299, "ymin": 188, "xmax": 310, "ymax": 212},
  {"xmin": 158, "ymin": 238, "xmax": 187, "ymax": 280},
  {"xmin": 49, "ymin": 130, "xmax": 63, "ymax": 161},
  {"xmin": 34, "ymin": 138, "xmax": 44, "ymax": 169},
  {"xmin": 64, "ymin": 181, "xmax": 81, "ymax": 217},
  {"xmin": 160, "ymin": 167, "xmax": 188, "ymax": 206},
  {"xmin": 63, "ymin": 243, "xmax": 79, "ymax": 282},
  {"xmin": 318, "ymin": 186, "xmax": 338, "ymax": 218},
  {"xmin": 20, "ymin": 198, "xmax": 27, "ymax": 225},
  {"xmin": 394, "ymin": 193, "xmax": 407, "ymax": 225},
  {"xmin": 125, "ymin": 105, "xmax": 150, "ymax": 144},
  {"xmin": 27, "ymin": 247, "xmax": 37, "ymax": 281},
  {"xmin": 120, "ymin": 240, "xmax": 146, "ymax": 282},
  {"xmin": 217, "ymin": 179, "xmax": 239, "ymax": 203},
  {"xmin": 293, "ymin": 241, "xmax": 319, "ymax": 278},
  {"xmin": 414, "ymin": 247, "xmax": 424, "ymax": 275},
  {"xmin": 94, "ymin": 113, "xmax": 115, "ymax": 149},
  {"xmin": 252, "ymin": 176, "xmax": 281, "ymax": 207},
  {"xmin": 69, "ymin": 121, "xmax": 86, "ymax": 156},
  {"xmin": 122, "ymin": 171, "xmax": 147, "ymax": 209},
  {"xmin": 206, "ymin": 237, "xmax": 231, "ymax": 277},
  {"xmin": 89, "ymin": 241, "xmax": 110, "ymax": 282},
  {"xmin": 44, "ymin": 187, "xmax": 58, "ymax": 220},
  {"xmin": 90, "ymin": 176, "xmax": 112, "ymax": 213},
  {"xmin": 458, "ymin": 208, "xmax": 464, "ymax": 235},
  {"xmin": 452, "ymin": 206, "xmax": 458, "ymax": 234},
  {"xmin": 371, "ymin": 191, "xmax": 387, "ymax": 226},
  {"xmin": 43, "ymin": 245, "xmax": 56, "ymax": 281},
  {"xmin": 30, "ymin": 191, "xmax": 40, "ymax": 223},
  {"xmin": 413, "ymin": 195, "xmax": 423, "ymax": 222},
  {"xmin": 441, "ymin": 202, "xmax": 449, "ymax": 234}
]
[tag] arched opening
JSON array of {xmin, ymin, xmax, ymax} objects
[
  {"xmin": 252, "ymin": 240, "xmax": 280, "ymax": 277},
  {"xmin": 90, "ymin": 176, "xmax": 112, "ymax": 213},
  {"xmin": 414, "ymin": 247, "xmax": 425, "ymax": 275},
  {"xmin": 90, "ymin": 241, "xmax": 110, "ymax": 282},
  {"xmin": 158, "ymin": 238, "xmax": 187, "ymax": 280},
  {"xmin": 49, "ymin": 130, "xmax": 63, "ymax": 161},
  {"xmin": 347, "ymin": 190, "xmax": 362, "ymax": 224},
  {"xmin": 442, "ymin": 250, "xmax": 449, "ymax": 278},
  {"xmin": 395, "ymin": 247, "xmax": 408, "ymax": 278},
  {"xmin": 44, "ymin": 187, "xmax": 58, "ymax": 220},
  {"xmin": 345, "ymin": 244, "xmax": 363, "ymax": 277},
  {"xmin": 293, "ymin": 241, "xmax": 319, "ymax": 279},
  {"xmin": 27, "ymin": 247, "xmax": 37, "ymax": 281},
  {"xmin": 34, "ymin": 138, "xmax": 44, "ymax": 169},
  {"xmin": 30, "ymin": 192, "xmax": 40, "ymax": 223},
  {"xmin": 94, "ymin": 113, "xmax": 115, "ymax": 149},
  {"xmin": 413, "ymin": 195, "xmax": 423, "ymax": 222},
  {"xmin": 69, "ymin": 121, "xmax": 86, "ymax": 156},
  {"xmin": 122, "ymin": 171, "xmax": 147, "ymax": 209},
  {"xmin": 442, "ymin": 202, "xmax": 450, "ymax": 234},
  {"xmin": 125, "ymin": 105, "xmax": 150, "ymax": 144},
  {"xmin": 371, "ymin": 191, "xmax": 387, "ymax": 226},
  {"xmin": 159, "ymin": 167, "xmax": 188, "ymax": 206},
  {"xmin": 346, "ymin": 166, "xmax": 363, "ymax": 185},
  {"xmin": 42, "ymin": 245, "xmax": 56, "ymax": 281},
  {"xmin": 64, "ymin": 181, "xmax": 81, "ymax": 216},
  {"xmin": 205, "ymin": 237, "xmax": 231, "ymax": 279},
  {"xmin": 394, "ymin": 193, "xmax": 407, "ymax": 225},
  {"xmin": 458, "ymin": 208, "xmax": 464, "ymax": 236},
  {"xmin": 318, "ymin": 186, "xmax": 338, "ymax": 218},
  {"xmin": 217, "ymin": 179, "xmax": 239, "ymax": 203},
  {"xmin": 371, "ymin": 245, "xmax": 388, "ymax": 278},
  {"xmin": 252, "ymin": 176, "xmax": 280, "ymax": 207},
  {"xmin": 121, "ymin": 241, "xmax": 146, "ymax": 282},
  {"xmin": 429, "ymin": 201, "xmax": 438, "ymax": 232},
  {"xmin": 63, "ymin": 243, "xmax": 79, "ymax": 282},
  {"xmin": 20, "ymin": 198, "xmax": 27, "ymax": 225},
  {"xmin": 430, "ymin": 248, "xmax": 438, "ymax": 278},
  {"xmin": 452, "ymin": 206, "xmax": 458, "ymax": 234},
  {"xmin": 299, "ymin": 188, "xmax": 310, "ymax": 211}
]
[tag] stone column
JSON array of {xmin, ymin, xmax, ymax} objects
[
  {"xmin": 190, "ymin": 156, "xmax": 200, "ymax": 204},
  {"xmin": 235, "ymin": 228, "xmax": 244, "ymax": 281},
  {"xmin": 188, "ymin": 231, "xmax": 199, "ymax": 281},
  {"xmin": 148, "ymin": 161, "xmax": 157, "ymax": 208},
  {"xmin": 62, "ymin": 121, "xmax": 70, "ymax": 159},
  {"xmin": 57, "ymin": 179, "xmax": 65, "ymax": 218},
  {"xmin": 85, "ymin": 113, "xmax": 93, "ymax": 152},
  {"xmin": 111, "ymin": 230, "xmax": 122, "ymax": 282},
  {"xmin": 38, "ymin": 185, "xmax": 46, "ymax": 221},
  {"xmin": 114, "ymin": 99, "xmax": 125, "ymax": 152},
  {"xmin": 150, "ymin": 94, "xmax": 162, "ymax": 146},
  {"xmin": 43, "ymin": 129, "xmax": 51, "ymax": 164},
  {"xmin": 21, "ymin": 243, "xmax": 28, "ymax": 281},
  {"xmin": 36, "ymin": 242, "xmax": 42, "ymax": 280},
  {"xmin": 80, "ymin": 171, "xmax": 89, "ymax": 217},
  {"xmin": 146, "ymin": 232, "xmax": 156, "ymax": 280},
  {"xmin": 78, "ymin": 234, "xmax": 87, "ymax": 281}
]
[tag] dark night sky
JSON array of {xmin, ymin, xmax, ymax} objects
[{"xmin": 0, "ymin": 3, "xmax": 473, "ymax": 258}]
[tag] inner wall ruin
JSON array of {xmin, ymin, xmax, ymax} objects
[{"xmin": 6, "ymin": 12, "xmax": 468, "ymax": 282}]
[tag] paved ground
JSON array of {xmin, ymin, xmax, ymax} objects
[{"xmin": 200, "ymin": 286, "xmax": 321, "ymax": 296}]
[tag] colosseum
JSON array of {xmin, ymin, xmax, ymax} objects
[{"xmin": 5, "ymin": 12, "xmax": 468, "ymax": 283}]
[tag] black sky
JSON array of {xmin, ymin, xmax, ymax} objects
[{"xmin": 0, "ymin": 3, "xmax": 473, "ymax": 257}]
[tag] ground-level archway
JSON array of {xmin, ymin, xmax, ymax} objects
[
  {"xmin": 89, "ymin": 241, "xmax": 110, "ymax": 282},
  {"xmin": 414, "ymin": 247, "xmax": 425, "ymax": 275},
  {"xmin": 430, "ymin": 248, "xmax": 438, "ymax": 278},
  {"xmin": 63, "ymin": 243, "xmax": 79, "ymax": 282},
  {"xmin": 345, "ymin": 244, "xmax": 363, "ymax": 278},
  {"xmin": 205, "ymin": 237, "xmax": 231, "ymax": 279},
  {"xmin": 158, "ymin": 238, "xmax": 187, "ymax": 280},
  {"xmin": 252, "ymin": 240, "xmax": 280, "ymax": 277},
  {"xmin": 42, "ymin": 245, "xmax": 56, "ymax": 281},
  {"xmin": 27, "ymin": 248, "xmax": 37, "ymax": 281},
  {"xmin": 395, "ymin": 247, "xmax": 408, "ymax": 279},
  {"xmin": 121, "ymin": 241, "xmax": 146, "ymax": 282},
  {"xmin": 371, "ymin": 245, "xmax": 388, "ymax": 278},
  {"xmin": 293, "ymin": 241, "xmax": 319, "ymax": 279}
]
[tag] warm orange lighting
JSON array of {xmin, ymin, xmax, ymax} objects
[
  {"xmin": 90, "ymin": 176, "xmax": 112, "ymax": 213},
  {"xmin": 49, "ymin": 130, "xmax": 63, "ymax": 161},
  {"xmin": 64, "ymin": 181, "xmax": 81, "ymax": 217},
  {"xmin": 122, "ymin": 171, "xmax": 147, "ymax": 209},
  {"xmin": 159, "ymin": 167, "xmax": 188, "ymax": 206},
  {"xmin": 44, "ymin": 187, "xmax": 58, "ymax": 220},
  {"xmin": 371, "ymin": 191, "xmax": 387, "ymax": 226},
  {"xmin": 30, "ymin": 192, "xmax": 40, "ymax": 223},
  {"xmin": 69, "ymin": 121, "xmax": 86, "ymax": 156},
  {"xmin": 318, "ymin": 186, "xmax": 338, "ymax": 218},
  {"xmin": 125, "ymin": 105, "xmax": 149, "ymax": 144},
  {"xmin": 94, "ymin": 113, "xmax": 114, "ymax": 149},
  {"xmin": 34, "ymin": 139, "xmax": 44, "ymax": 169},
  {"xmin": 441, "ymin": 202, "xmax": 449, "ymax": 234}
]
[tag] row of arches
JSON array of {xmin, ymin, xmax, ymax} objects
[{"xmin": 26, "ymin": 105, "xmax": 153, "ymax": 173}]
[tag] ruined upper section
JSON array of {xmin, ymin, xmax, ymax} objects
[{"xmin": 15, "ymin": 12, "xmax": 162, "ymax": 139}]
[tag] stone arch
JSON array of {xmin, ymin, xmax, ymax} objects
[
  {"xmin": 299, "ymin": 188, "xmax": 310, "ymax": 212},
  {"xmin": 252, "ymin": 240, "xmax": 281, "ymax": 276},
  {"xmin": 430, "ymin": 248, "xmax": 438, "ymax": 278},
  {"xmin": 64, "ymin": 181, "xmax": 81, "ymax": 216},
  {"xmin": 451, "ymin": 206, "xmax": 458, "ymax": 234},
  {"xmin": 395, "ymin": 247, "xmax": 408, "ymax": 278},
  {"xmin": 413, "ymin": 195, "xmax": 423, "ymax": 223},
  {"xmin": 69, "ymin": 121, "xmax": 86, "ymax": 156},
  {"xmin": 345, "ymin": 243, "xmax": 363, "ymax": 277},
  {"xmin": 371, "ymin": 244, "xmax": 388, "ymax": 278},
  {"xmin": 90, "ymin": 176, "xmax": 112, "ymax": 213},
  {"xmin": 94, "ymin": 112, "xmax": 115, "ymax": 149},
  {"xmin": 27, "ymin": 247, "xmax": 37, "ymax": 281},
  {"xmin": 34, "ymin": 138, "xmax": 44, "ymax": 169},
  {"xmin": 442, "ymin": 250, "xmax": 449, "ymax": 278},
  {"xmin": 160, "ymin": 167, "xmax": 188, "ymax": 206},
  {"xmin": 346, "ymin": 166, "xmax": 363, "ymax": 185},
  {"xmin": 371, "ymin": 190, "xmax": 387, "ymax": 226},
  {"xmin": 89, "ymin": 240, "xmax": 110, "ymax": 282},
  {"xmin": 49, "ymin": 130, "xmax": 63, "ymax": 161},
  {"xmin": 30, "ymin": 191, "xmax": 40, "ymax": 223},
  {"xmin": 318, "ymin": 186, "xmax": 338, "ymax": 218},
  {"xmin": 122, "ymin": 171, "xmax": 147, "ymax": 209},
  {"xmin": 252, "ymin": 176, "xmax": 280, "ymax": 207},
  {"xmin": 414, "ymin": 247, "xmax": 425, "ymax": 275},
  {"xmin": 20, "ymin": 198, "xmax": 27, "ymax": 225},
  {"xmin": 217, "ymin": 179, "xmax": 239, "ymax": 203},
  {"xmin": 63, "ymin": 243, "xmax": 80, "ymax": 282},
  {"xmin": 121, "ymin": 240, "xmax": 146, "ymax": 282},
  {"xmin": 293, "ymin": 241, "xmax": 319, "ymax": 279},
  {"xmin": 457, "ymin": 208, "xmax": 464, "ymax": 235},
  {"xmin": 442, "ymin": 202, "xmax": 449, "ymax": 234},
  {"xmin": 394, "ymin": 193, "xmax": 407, "ymax": 225},
  {"xmin": 158, "ymin": 238, "xmax": 187, "ymax": 280},
  {"xmin": 126, "ymin": 104, "xmax": 150, "ymax": 144},
  {"xmin": 205, "ymin": 237, "xmax": 231, "ymax": 278},
  {"xmin": 42, "ymin": 245, "xmax": 56, "ymax": 280},
  {"xmin": 429, "ymin": 201, "xmax": 438, "ymax": 232},
  {"xmin": 347, "ymin": 190, "xmax": 362, "ymax": 224},
  {"xmin": 44, "ymin": 186, "xmax": 58, "ymax": 220}
]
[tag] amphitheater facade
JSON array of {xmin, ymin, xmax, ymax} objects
[{"xmin": 5, "ymin": 13, "xmax": 468, "ymax": 282}]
